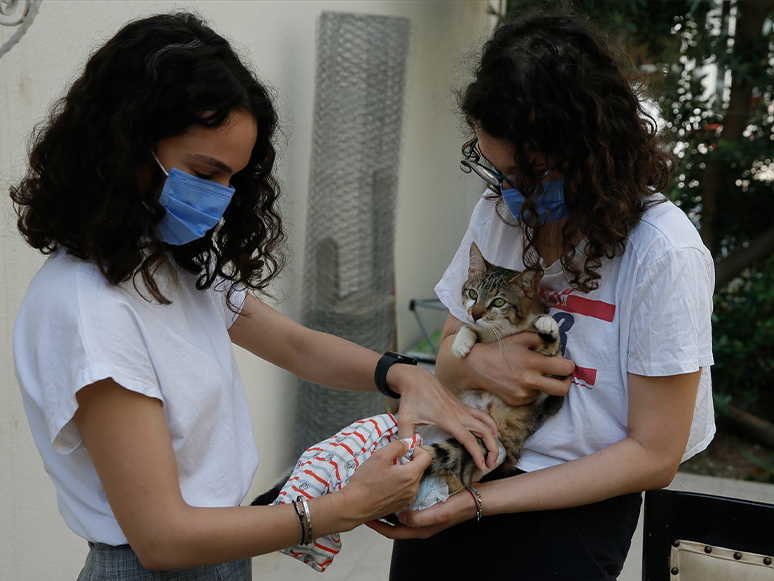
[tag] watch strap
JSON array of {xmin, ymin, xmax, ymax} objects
[{"xmin": 374, "ymin": 351, "xmax": 418, "ymax": 399}]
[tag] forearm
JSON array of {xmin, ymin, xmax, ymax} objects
[
  {"xmin": 285, "ymin": 330, "xmax": 382, "ymax": 392},
  {"xmin": 483, "ymin": 435, "xmax": 677, "ymax": 516},
  {"xmin": 434, "ymin": 318, "xmax": 573, "ymax": 403},
  {"xmin": 434, "ymin": 333, "xmax": 474, "ymax": 394},
  {"xmin": 230, "ymin": 295, "xmax": 382, "ymax": 392},
  {"xmin": 137, "ymin": 493, "xmax": 356, "ymax": 570}
]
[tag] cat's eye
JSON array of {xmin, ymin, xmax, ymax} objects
[
  {"xmin": 491, "ymin": 298, "xmax": 506, "ymax": 308},
  {"xmin": 467, "ymin": 289, "xmax": 478, "ymax": 300}
]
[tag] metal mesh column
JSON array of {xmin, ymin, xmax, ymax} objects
[{"xmin": 295, "ymin": 12, "xmax": 411, "ymax": 456}]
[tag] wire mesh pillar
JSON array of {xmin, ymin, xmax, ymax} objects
[{"xmin": 294, "ymin": 12, "xmax": 411, "ymax": 456}]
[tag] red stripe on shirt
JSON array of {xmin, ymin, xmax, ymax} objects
[
  {"xmin": 540, "ymin": 289, "xmax": 615, "ymax": 322},
  {"xmin": 571, "ymin": 365, "xmax": 597, "ymax": 389}
]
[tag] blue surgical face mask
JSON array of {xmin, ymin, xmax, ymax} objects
[
  {"xmin": 501, "ymin": 177, "xmax": 569, "ymax": 225},
  {"xmin": 151, "ymin": 153, "xmax": 236, "ymax": 245}
]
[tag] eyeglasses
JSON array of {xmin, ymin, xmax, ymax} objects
[{"xmin": 461, "ymin": 138, "xmax": 555, "ymax": 189}]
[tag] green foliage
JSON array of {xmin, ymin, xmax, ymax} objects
[
  {"xmin": 741, "ymin": 450, "xmax": 774, "ymax": 483},
  {"xmin": 496, "ymin": 0, "xmax": 774, "ymax": 422},
  {"xmin": 712, "ymin": 391, "xmax": 733, "ymax": 419},
  {"xmin": 712, "ymin": 254, "xmax": 774, "ymax": 422},
  {"xmin": 656, "ymin": 2, "xmax": 774, "ymax": 255}
]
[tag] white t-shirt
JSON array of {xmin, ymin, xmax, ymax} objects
[
  {"xmin": 435, "ymin": 193, "xmax": 715, "ymax": 472},
  {"xmin": 14, "ymin": 250, "xmax": 259, "ymax": 545}
]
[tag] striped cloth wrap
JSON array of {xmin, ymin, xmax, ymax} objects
[{"xmin": 271, "ymin": 413, "xmax": 437, "ymax": 572}]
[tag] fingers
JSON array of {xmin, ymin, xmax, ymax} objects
[
  {"xmin": 365, "ymin": 519, "xmax": 427, "ymax": 540},
  {"xmin": 373, "ymin": 438, "xmax": 410, "ymax": 464},
  {"xmin": 535, "ymin": 353, "xmax": 575, "ymax": 379},
  {"xmin": 372, "ymin": 438, "xmax": 430, "ymax": 475},
  {"xmin": 410, "ymin": 444, "xmax": 433, "ymax": 471},
  {"xmin": 396, "ymin": 413, "xmax": 415, "ymax": 441},
  {"xmin": 364, "ymin": 519, "xmax": 396, "ymax": 537},
  {"xmin": 506, "ymin": 332, "xmax": 542, "ymax": 349},
  {"xmin": 446, "ymin": 423, "xmax": 490, "ymax": 472},
  {"xmin": 524, "ymin": 368, "xmax": 572, "ymax": 397},
  {"xmin": 346, "ymin": 440, "xmax": 430, "ymax": 521},
  {"xmin": 365, "ymin": 516, "xmax": 443, "ymax": 540},
  {"xmin": 365, "ymin": 481, "xmax": 479, "ymax": 540},
  {"xmin": 454, "ymin": 409, "xmax": 500, "ymax": 469},
  {"xmin": 503, "ymin": 333, "xmax": 575, "ymax": 377},
  {"xmin": 466, "ymin": 406, "xmax": 500, "ymax": 437}
]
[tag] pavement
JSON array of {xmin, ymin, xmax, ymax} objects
[{"xmin": 251, "ymin": 471, "xmax": 774, "ymax": 580}]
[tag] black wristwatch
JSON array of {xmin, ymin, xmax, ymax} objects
[{"xmin": 374, "ymin": 351, "xmax": 418, "ymax": 399}]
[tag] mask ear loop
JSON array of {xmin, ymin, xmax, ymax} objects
[
  {"xmin": 151, "ymin": 152, "xmax": 170, "ymax": 177},
  {"xmin": 143, "ymin": 153, "xmax": 169, "ymax": 231}
]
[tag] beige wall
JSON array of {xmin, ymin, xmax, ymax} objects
[{"xmin": 0, "ymin": 1, "xmax": 492, "ymax": 577}]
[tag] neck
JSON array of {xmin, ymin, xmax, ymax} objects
[{"xmin": 534, "ymin": 222, "xmax": 564, "ymax": 266}]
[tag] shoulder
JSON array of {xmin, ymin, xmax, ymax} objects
[
  {"xmin": 469, "ymin": 192, "xmax": 509, "ymax": 230},
  {"xmin": 627, "ymin": 196, "xmax": 713, "ymax": 270},
  {"xmin": 21, "ymin": 251, "xmax": 110, "ymax": 315},
  {"xmin": 17, "ymin": 251, "xmax": 143, "ymax": 340}
]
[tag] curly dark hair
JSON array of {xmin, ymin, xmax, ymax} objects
[
  {"xmin": 459, "ymin": 11, "xmax": 673, "ymax": 293},
  {"xmin": 10, "ymin": 12, "xmax": 285, "ymax": 309}
]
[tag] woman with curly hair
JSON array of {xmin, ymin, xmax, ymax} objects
[
  {"xmin": 10, "ymin": 12, "xmax": 500, "ymax": 579},
  {"xmin": 374, "ymin": 12, "xmax": 715, "ymax": 580}
]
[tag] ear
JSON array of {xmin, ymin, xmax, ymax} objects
[
  {"xmin": 513, "ymin": 268, "xmax": 543, "ymax": 298},
  {"xmin": 468, "ymin": 242, "xmax": 488, "ymax": 276}
]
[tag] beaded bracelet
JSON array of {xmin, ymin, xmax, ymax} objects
[
  {"xmin": 291, "ymin": 498, "xmax": 307, "ymax": 545},
  {"xmin": 301, "ymin": 497, "xmax": 313, "ymax": 545},
  {"xmin": 465, "ymin": 485, "xmax": 483, "ymax": 522}
]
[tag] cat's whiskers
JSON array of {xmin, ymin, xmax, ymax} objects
[{"xmin": 486, "ymin": 323, "xmax": 510, "ymax": 358}]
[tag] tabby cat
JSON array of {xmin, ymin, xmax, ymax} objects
[
  {"xmin": 419, "ymin": 242, "xmax": 564, "ymax": 494},
  {"xmin": 252, "ymin": 242, "xmax": 564, "ymax": 508}
]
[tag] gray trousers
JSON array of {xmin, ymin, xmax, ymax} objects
[{"xmin": 77, "ymin": 542, "xmax": 251, "ymax": 580}]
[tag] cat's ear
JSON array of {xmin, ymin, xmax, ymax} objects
[
  {"xmin": 468, "ymin": 242, "xmax": 489, "ymax": 276},
  {"xmin": 513, "ymin": 268, "xmax": 543, "ymax": 298}
]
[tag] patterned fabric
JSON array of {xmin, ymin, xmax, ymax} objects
[
  {"xmin": 77, "ymin": 542, "xmax": 251, "ymax": 580},
  {"xmin": 271, "ymin": 413, "xmax": 422, "ymax": 572}
]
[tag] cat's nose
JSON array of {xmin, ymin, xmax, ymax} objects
[{"xmin": 471, "ymin": 311, "xmax": 483, "ymax": 322}]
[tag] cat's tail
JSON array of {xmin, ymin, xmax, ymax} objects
[{"xmin": 250, "ymin": 469, "xmax": 293, "ymax": 506}]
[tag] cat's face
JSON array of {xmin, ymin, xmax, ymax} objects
[{"xmin": 461, "ymin": 243, "xmax": 540, "ymax": 335}]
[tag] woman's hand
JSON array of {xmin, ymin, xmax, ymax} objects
[
  {"xmin": 230, "ymin": 296, "xmax": 500, "ymax": 472},
  {"xmin": 365, "ymin": 482, "xmax": 480, "ymax": 539},
  {"xmin": 339, "ymin": 441, "xmax": 433, "ymax": 524},
  {"xmin": 435, "ymin": 315, "xmax": 575, "ymax": 407},
  {"xmin": 387, "ymin": 363, "xmax": 500, "ymax": 472}
]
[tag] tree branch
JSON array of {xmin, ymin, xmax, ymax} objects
[{"xmin": 715, "ymin": 224, "xmax": 774, "ymax": 290}]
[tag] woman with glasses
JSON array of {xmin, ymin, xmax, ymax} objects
[
  {"xmin": 372, "ymin": 11, "xmax": 715, "ymax": 580},
  {"xmin": 10, "ymin": 12, "xmax": 500, "ymax": 579}
]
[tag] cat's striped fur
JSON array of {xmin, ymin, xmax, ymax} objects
[{"xmin": 421, "ymin": 242, "xmax": 564, "ymax": 494}]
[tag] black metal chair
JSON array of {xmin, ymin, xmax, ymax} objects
[{"xmin": 642, "ymin": 488, "xmax": 774, "ymax": 580}]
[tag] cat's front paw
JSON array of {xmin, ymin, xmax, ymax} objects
[
  {"xmin": 451, "ymin": 326, "xmax": 477, "ymax": 358},
  {"xmin": 534, "ymin": 315, "xmax": 559, "ymax": 343}
]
